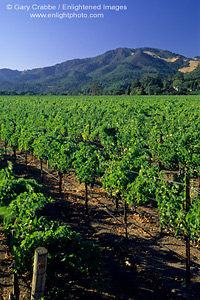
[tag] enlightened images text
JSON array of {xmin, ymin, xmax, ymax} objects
[{"xmin": 9, "ymin": 3, "xmax": 128, "ymax": 12}]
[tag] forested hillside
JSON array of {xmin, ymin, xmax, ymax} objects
[{"xmin": 0, "ymin": 47, "xmax": 199, "ymax": 95}]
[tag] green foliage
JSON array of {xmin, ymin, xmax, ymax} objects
[
  {"xmin": 101, "ymin": 126, "xmax": 119, "ymax": 146},
  {"xmin": 156, "ymin": 175, "xmax": 200, "ymax": 240},
  {"xmin": 1, "ymin": 94, "xmax": 200, "ymax": 244},
  {"xmin": 18, "ymin": 126, "xmax": 35, "ymax": 152},
  {"xmin": 0, "ymin": 163, "xmax": 47, "ymax": 206},
  {"xmin": 48, "ymin": 135, "xmax": 77, "ymax": 173},
  {"xmin": 128, "ymin": 165, "xmax": 200, "ymax": 240},
  {"xmin": 102, "ymin": 145, "xmax": 147, "ymax": 202},
  {"xmin": 0, "ymin": 206, "xmax": 13, "ymax": 219},
  {"xmin": 0, "ymin": 165, "xmax": 102, "ymax": 297},
  {"xmin": 73, "ymin": 142, "xmax": 101, "ymax": 186},
  {"xmin": 155, "ymin": 176, "xmax": 186, "ymax": 234},
  {"xmin": 126, "ymin": 165, "xmax": 159, "ymax": 205}
]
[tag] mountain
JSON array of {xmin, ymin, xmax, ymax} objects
[
  {"xmin": 0, "ymin": 69, "xmax": 21, "ymax": 80},
  {"xmin": 0, "ymin": 47, "xmax": 199, "ymax": 94},
  {"xmin": 184, "ymin": 64, "xmax": 200, "ymax": 81}
]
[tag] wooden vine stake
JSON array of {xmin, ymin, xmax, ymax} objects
[
  {"xmin": 158, "ymin": 132, "xmax": 163, "ymax": 171},
  {"xmin": 85, "ymin": 183, "xmax": 88, "ymax": 215},
  {"xmin": 58, "ymin": 170, "xmax": 62, "ymax": 194},
  {"xmin": 25, "ymin": 151, "xmax": 28, "ymax": 168},
  {"xmin": 40, "ymin": 159, "xmax": 43, "ymax": 181},
  {"xmin": 124, "ymin": 201, "xmax": 128, "ymax": 240},
  {"xmin": 185, "ymin": 172, "xmax": 190, "ymax": 286},
  {"xmin": 115, "ymin": 197, "xmax": 119, "ymax": 210},
  {"xmin": 4, "ymin": 141, "xmax": 7, "ymax": 159},
  {"xmin": 12, "ymin": 272, "xmax": 19, "ymax": 299},
  {"xmin": 31, "ymin": 247, "xmax": 48, "ymax": 300},
  {"xmin": 12, "ymin": 146, "xmax": 16, "ymax": 163}
]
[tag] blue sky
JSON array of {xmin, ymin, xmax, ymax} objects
[{"xmin": 0, "ymin": 0, "xmax": 199, "ymax": 70}]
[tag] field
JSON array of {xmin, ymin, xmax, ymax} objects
[{"xmin": 0, "ymin": 95, "xmax": 200, "ymax": 299}]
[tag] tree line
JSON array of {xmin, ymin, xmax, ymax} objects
[
  {"xmin": 0, "ymin": 68, "xmax": 199, "ymax": 96},
  {"xmin": 91, "ymin": 71, "xmax": 200, "ymax": 96}
]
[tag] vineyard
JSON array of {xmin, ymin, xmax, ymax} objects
[{"xmin": 0, "ymin": 95, "xmax": 200, "ymax": 299}]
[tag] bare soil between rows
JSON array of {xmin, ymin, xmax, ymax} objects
[{"xmin": 0, "ymin": 150, "xmax": 200, "ymax": 300}]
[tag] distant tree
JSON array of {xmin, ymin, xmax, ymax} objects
[
  {"xmin": 145, "ymin": 84, "xmax": 162, "ymax": 95},
  {"xmin": 174, "ymin": 72, "xmax": 184, "ymax": 81},
  {"xmin": 153, "ymin": 73, "xmax": 163, "ymax": 88},
  {"xmin": 126, "ymin": 84, "xmax": 131, "ymax": 95},
  {"xmin": 115, "ymin": 87, "xmax": 126, "ymax": 95},
  {"xmin": 140, "ymin": 75, "xmax": 152, "ymax": 90},
  {"xmin": 135, "ymin": 87, "xmax": 145, "ymax": 95},
  {"xmin": 172, "ymin": 72, "xmax": 186, "ymax": 93},
  {"xmin": 130, "ymin": 78, "xmax": 141, "ymax": 94},
  {"xmin": 131, "ymin": 78, "xmax": 141, "ymax": 89},
  {"xmin": 140, "ymin": 74, "xmax": 163, "ymax": 95},
  {"xmin": 163, "ymin": 76, "xmax": 173, "ymax": 91},
  {"xmin": 0, "ymin": 90, "xmax": 8, "ymax": 95},
  {"xmin": 90, "ymin": 83, "xmax": 103, "ymax": 95}
]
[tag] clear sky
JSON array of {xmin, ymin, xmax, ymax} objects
[{"xmin": 0, "ymin": 0, "xmax": 199, "ymax": 71}]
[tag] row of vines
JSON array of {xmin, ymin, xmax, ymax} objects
[
  {"xmin": 0, "ymin": 95, "xmax": 200, "ymax": 288},
  {"xmin": 0, "ymin": 162, "xmax": 102, "ymax": 298}
]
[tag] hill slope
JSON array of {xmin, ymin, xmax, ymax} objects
[{"xmin": 0, "ymin": 47, "xmax": 199, "ymax": 94}]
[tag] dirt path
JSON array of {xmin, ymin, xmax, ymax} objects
[{"xmin": 0, "ymin": 150, "xmax": 200, "ymax": 299}]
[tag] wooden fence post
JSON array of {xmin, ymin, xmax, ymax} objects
[{"xmin": 31, "ymin": 247, "xmax": 48, "ymax": 300}]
